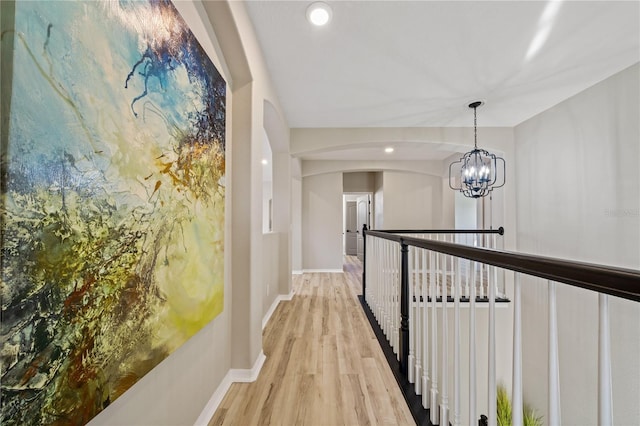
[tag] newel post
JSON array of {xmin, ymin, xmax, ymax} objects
[
  {"xmin": 400, "ymin": 240, "xmax": 410, "ymax": 375},
  {"xmin": 362, "ymin": 224, "xmax": 368, "ymax": 297}
]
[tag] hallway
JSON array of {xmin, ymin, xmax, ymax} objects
[{"xmin": 209, "ymin": 256, "xmax": 413, "ymax": 425}]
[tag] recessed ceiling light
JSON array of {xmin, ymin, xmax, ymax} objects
[
  {"xmin": 385, "ymin": 147, "xmax": 394, "ymax": 153},
  {"xmin": 306, "ymin": 2, "xmax": 332, "ymax": 26},
  {"xmin": 262, "ymin": 159, "xmax": 268, "ymax": 165}
]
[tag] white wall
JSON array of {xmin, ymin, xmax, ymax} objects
[
  {"xmin": 302, "ymin": 173, "xmax": 343, "ymax": 271},
  {"xmin": 382, "ymin": 171, "xmax": 443, "ymax": 229},
  {"xmin": 262, "ymin": 131, "xmax": 273, "ymax": 233},
  {"xmin": 272, "ymin": 151, "xmax": 292, "ymax": 294},
  {"xmin": 262, "ymin": 232, "xmax": 280, "ymax": 317},
  {"xmin": 223, "ymin": 0, "xmax": 291, "ymax": 377},
  {"xmin": 455, "ymin": 191, "xmax": 478, "ymax": 230},
  {"xmin": 515, "ymin": 63, "xmax": 640, "ymax": 426},
  {"xmin": 373, "ymin": 172, "xmax": 383, "ymax": 229},
  {"xmin": 301, "ymin": 169, "xmax": 453, "ymax": 267},
  {"xmin": 263, "ymin": 181, "xmax": 272, "ymax": 233},
  {"xmin": 439, "ymin": 177, "xmax": 455, "ymax": 229},
  {"xmin": 343, "ymin": 171, "xmax": 375, "ymax": 193},
  {"xmin": 292, "ymin": 173, "xmax": 302, "ymax": 273}
]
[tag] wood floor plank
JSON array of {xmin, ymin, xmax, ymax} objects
[{"xmin": 210, "ymin": 256, "xmax": 414, "ymax": 426}]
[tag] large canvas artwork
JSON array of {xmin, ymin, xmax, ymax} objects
[{"xmin": 0, "ymin": 1, "xmax": 226, "ymax": 424}]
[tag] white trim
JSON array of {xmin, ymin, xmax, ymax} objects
[
  {"xmin": 281, "ymin": 289, "xmax": 294, "ymax": 301},
  {"xmin": 193, "ymin": 351, "xmax": 267, "ymax": 426},
  {"xmin": 292, "ymin": 270, "xmax": 303, "ymax": 275},
  {"xmin": 302, "ymin": 269, "xmax": 343, "ymax": 273},
  {"xmin": 262, "ymin": 290, "xmax": 295, "ymax": 330},
  {"xmin": 230, "ymin": 350, "xmax": 267, "ymax": 382},
  {"xmin": 193, "ymin": 371, "xmax": 233, "ymax": 426}
]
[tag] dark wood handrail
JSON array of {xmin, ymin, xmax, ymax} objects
[
  {"xmin": 371, "ymin": 227, "xmax": 504, "ymax": 235},
  {"xmin": 364, "ymin": 228, "xmax": 640, "ymax": 302}
]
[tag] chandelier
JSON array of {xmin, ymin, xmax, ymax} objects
[{"xmin": 448, "ymin": 101, "xmax": 505, "ymax": 198}]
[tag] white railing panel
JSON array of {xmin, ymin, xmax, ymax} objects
[{"xmin": 363, "ymin": 231, "xmax": 631, "ymax": 426}]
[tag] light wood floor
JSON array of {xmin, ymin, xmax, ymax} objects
[{"xmin": 209, "ymin": 256, "xmax": 414, "ymax": 426}]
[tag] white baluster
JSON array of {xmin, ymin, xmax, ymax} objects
[
  {"xmin": 387, "ymin": 243, "xmax": 398, "ymax": 344},
  {"xmin": 408, "ymin": 246, "xmax": 415, "ymax": 383},
  {"xmin": 415, "ymin": 249, "xmax": 424, "ymax": 395},
  {"xmin": 378, "ymin": 239, "xmax": 383, "ymax": 324},
  {"xmin": 393, "ymin": 243, "xmax": 399, "ymax": 356},
  {"xmin": 380, "ymin": 240, "xmax": 385, "ymax": 333},
  {"xmin": 377, "ymin": 239, "xmax": 381, "ymax": 316},
  {"xmin": 512, "ymin": 273, "xmax": 523, "ymax": 426},
  {"xmin": 436, "ymin": 235, "xmax": 442, "ymax": 300},
  {"xmin": 464, "ymin": 257, "xmax": 470, "ymax": 299},
  {"xmin": 479, "ymin": 263, "xmax": 485, "ymax": 299},
  {"xmin": 469, "ymin": 261, "xmax": 477, "ymax": 426},
  {"xmin": 396, "ymin": 242, "xmax": 401, "ymax": 356},
  {"xmin": 391, "ymin": 241, "xmax": 396, "ymax": 347},
  {"xmin": 375, "ymin": 239, "xmax": 381, "ymax": 322},
  {"xmin": 488, "ymin": 262, "xmax": 496, "ymax": 426},
  {"xmin": 548, "ymin": 281, "xmax": 562, "ymax": 426},
  {"xmin": 423, "ymin": 249, "xmax": 431, "ymax": 409},
  {"xmin": 377, "ymin": 239, "xmax": 382, "ymax": 321},
  {"xmin": 384, "ymin": 241, "xmax": 390, "ymax": 339},
  {"xmin": 431, "ymin": 250, "xmax": 439, "ymax": 425},
  {"xmin": 368, "ymin": 237, "xmax": 374, "ymax": 314},
  {"xmin": 441, "ymin": 252, "xmax": 450, "ymax": 426},
  {"xmin": 419, "ymin": 249, "xmax": 428, "ymax": 400},
  {"xmin": 368, "ymin": 238, "xmax": 373, "ymax": 310},
  {"xmin": 599, "ymin": 293, "xmax": 613, "ymax": 426}
]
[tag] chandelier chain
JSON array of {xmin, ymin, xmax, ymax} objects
[{"xmin": 474, "ymin": 105, "xmax": 478, "ymax": 149}]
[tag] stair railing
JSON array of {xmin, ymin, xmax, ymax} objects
[{"xmin": 361, "ymin": 226, "xmax": 640, "ymax": 426}]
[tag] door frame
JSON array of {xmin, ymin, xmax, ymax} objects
[
  {"xmin": 345, "ymin": 201, "xmax": 358, "ymax": 255},
  {"xmin": 343, "ymin": 192, "xmax": 372, "ymax": 255}
]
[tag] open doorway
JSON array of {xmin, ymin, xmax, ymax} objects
[{"xmin": 343, "ymin": 193, "xmax": 371, "ymax": 261}]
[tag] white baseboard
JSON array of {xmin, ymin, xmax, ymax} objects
[
  {"xmin": 193, "ymin": 371, "xmax": 233, "ymax": 426},
  {"xmin": 280, "ymin": 289, "xmax": 294, "ymax": 301},
  {"xmin": 194, "ymin": 351, "xmax": 266, "ymax": 426},
  {"xmin": 229, "ymin": 350, "xmax": 266, "ymax": 382},
  {"xmin": 292, "ymin": 270, "xmax": 303, "ymax": 275},
  {"xmin": 262, "ymin": 290, "xmax": 295, "ymax": 330},
  {"xmin": 302, "ymin": 269, "xmax": 343, "ymax": 273}
]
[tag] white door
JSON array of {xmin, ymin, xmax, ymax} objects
[
  {"xmin": 356, "ymin": 195, "xmax": 369, "ymax": 260},
  {"xmin": 345, "ymin": 201, "xmax": 357, "ymax": 256}
]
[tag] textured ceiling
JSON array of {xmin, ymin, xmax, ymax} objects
[{"xmin": 245, "ymin": 0, "xmax": 640, "ymax": 130}]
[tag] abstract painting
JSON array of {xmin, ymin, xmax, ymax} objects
[{"xmin": 0, "ymin": 1, "xmax": 226, "ymax": 424}]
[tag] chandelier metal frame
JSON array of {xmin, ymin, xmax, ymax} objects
[{"xmin": 448, "ymin": 101, "xmax": 505, "ymax": 198}]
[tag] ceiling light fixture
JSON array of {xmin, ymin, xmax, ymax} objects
[
  {"xmin": 306, "ymin": 2, "xmax": 332, "ymax": 26},
  {"xmin": 448, "ymin": 101, "xmax": 505, "ymax": 198},
  {"xmin": 385, "ymin": 147, "xmax": 394, "ymax": 153}
]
